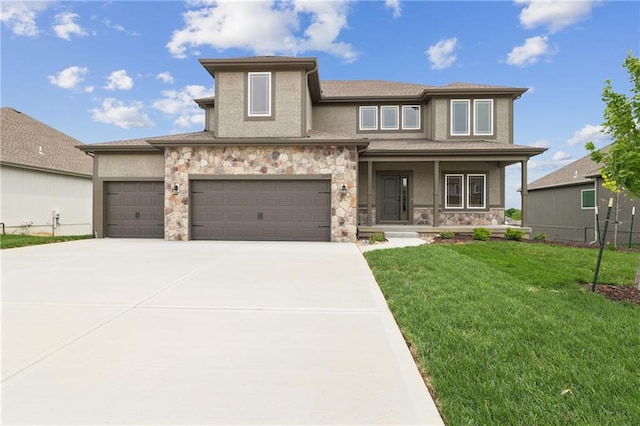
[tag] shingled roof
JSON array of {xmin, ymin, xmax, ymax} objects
[
  {"xmin": 1, "ymin": 107, "xmax": 92, "ymax": 177},
  {"xmin": 528, "ymin": 147, "xmax": 607, "ymax": 191}
]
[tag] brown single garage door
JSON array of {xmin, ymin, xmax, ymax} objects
[
  {"xmin": 191, "ymin": 180, "xmax": 330, "ymax": 241},
  {"xmin": 105, "ymin": 181, "xmax": 164, "ymax": 238}
]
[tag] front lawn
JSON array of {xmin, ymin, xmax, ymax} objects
[
  {"xmin": 0, "ymin": 234, "xmax": 93, "ymax": 249},
  {"xmin": 365, "ymin": 242, "xmax": 640, "ymax": 425}
]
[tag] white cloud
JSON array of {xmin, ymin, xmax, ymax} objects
[
  {"xmin": 104, "ymin": 70, "xmax": 134, "ymax": 91},
  {"xmin": 91, "ymin": 98, "xmax": 154, "ymax": 129},
  {"xmin": 426, "ymin": 37, "xmax": 458, "ymax": 70},
  {"xmin": 152, "ymin": 84, "xmax": 215, "ymax": 129},
  {"xmin": 506, "ymin": 35, "xmax": 557, "ymax": 67},
  {"xmin": 385, "ymin": 0, "xmax": 401, "ymax": 18},
  {"xmin": 529, "ymin": 139, "xmax": 550, "ymax": 148},
  {"xmin": 48, "ymin": 66, "xmax": 89, "ymax": 90},
  {"xmin": 84, "ymin": 86, "xmax": 95, "ymax": 93},
  {"xmin": 103, "ymin": 17, "xmax": 140, "ymax": 36},
  {"xmin": 53, "ymin": 12, "xmax": 87, "ymax": 40},
  {"xmin": 166, "ymin": 0, "xmax": 356, "ymax": 62},
  {"xmin": 566, "ymin": 124, "xmax": 609, "ymax": 146},
  {"xmin": 157, "ymin": 72, "xmax": 175, "ymax": 84},
  {"xmin": 552, "ymin": 150, "xmax": 572, "ymax": 161},
  {"xmin": 0, "ymin": 1, "xmax": 48, "ymax": 36},
  {"xmin": 515, "ymin": 0, "xmax": 595, "ymax": 33}
]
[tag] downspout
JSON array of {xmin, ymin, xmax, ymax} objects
[
  {"xmin": 304, "ymin": 65, "xmax": 318, "ymax": 135},
  {"xmin": 589, "ymin": 178, "xmax": 599, "ymax": 244}
]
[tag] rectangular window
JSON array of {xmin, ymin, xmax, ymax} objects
[
  {"xmin": 402, "ymin": 105, "xmax": 420, "ymax": 130},
  {"xmin": 582, "ymin": 189, "xmax": 595, "ymax": 209},
  {"xmin": 467, "ymin": 174, "xmax": 486, "ymax": 209},
  {"xmin": 474, "ymin": 100, "xmax": 493, "ymax": 135},
  {"xmin": 248, "ymin": 72, "xmax": 271, "ymax": 116},
  {"xmin": 445, "ymin": 174, "xmax": 464, "ymax": 209},
  {"xmin": 451, "ymin": 100, "xmax": 470, "ymax": 135},
  {"xmin": 380, "ymin": 106, "xmax": 399, "ymax": 130},
  {"xmin": 359, "ymin": 106, "xmax": 378, "ymax": 130}
]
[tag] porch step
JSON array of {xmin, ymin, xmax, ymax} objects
[{"xmin": 384, "ymin": 231, "xmax": 420, "ymax": 238}]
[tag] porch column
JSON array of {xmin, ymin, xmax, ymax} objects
[
  {"xmin": 521, "ymin": 159, "xmax": 528, "ymax": 226},
  {"xmin": 433, "ymin": 160, "xmax": 440, "ymax": 227},
  {"xmin": 367, "ymin": 160, "xmax": 373, "ymax": 226}
]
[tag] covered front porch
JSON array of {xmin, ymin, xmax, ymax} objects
[{"xmin": 356, "ymin": 140, "xmax": 545, "ymax": 234}]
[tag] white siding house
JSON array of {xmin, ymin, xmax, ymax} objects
[{"xmin": 0, "ymin": 107, "xmax": 93, "ymax": 236}]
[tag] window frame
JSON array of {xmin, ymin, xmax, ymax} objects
[
  {"xmin": 380, "ymin": 105, "xmax": 400, "ymax": 130},
  {"xmin": 467, "ymin": 174, "xmax": 486, "ymax": 209},
  {"xmin": 473, "ymin": 99, "xmax": 494, "ymax": 136},
  {"xmin": 359, "ymin": 106, "xmax": 378, "ymax": 131},
  {"xmin": 247, "ymin": 72, "xmax": 272, "ymax": 117},
  {"xmin": 445, "ymin": 174, "xmax": 465, "ymax": 209},
  {"xmin": 581, "ymin": 188, "xmax": 596, "ymax": 209},
  {"xmin": 402, "ymin": 105, "xmax": 421, "ymax": 130},
  {"xmin": 450, "ymin": 99, "xmax": 471, "ymax": 136}
]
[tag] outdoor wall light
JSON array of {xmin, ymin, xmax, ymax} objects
[
  {"xmin": 172, "ymin": 184, "xmax": 179, "ymax": 195},
  {"xmin": 341, "ymin": 184, "xmax": 348, "ymax": 196}
]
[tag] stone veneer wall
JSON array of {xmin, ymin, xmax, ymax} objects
[
  {"xmin": 164, "ymin": 146, "xmax": 358, "ymax": 242},
  {"xmin": 438, "ymin": 208, "xmax": 505, "ymax": 226},
  {"xmin": 358, "ymin": 207, "xmax": 504, "ymax": 226}
]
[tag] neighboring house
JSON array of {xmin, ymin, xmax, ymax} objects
[
  {"xmin": 527, "ymin": 146, "xmax": 640, "ymax": 245},
  {"xmin": 79, "ymin": 56, "xmax": 545, "ymax": 242},
  {"xmin": 1, "ymin": 107, "xmax": 93, "ymax": 236}
]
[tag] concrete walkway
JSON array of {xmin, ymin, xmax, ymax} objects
[
  {"xmin": 1, "ymin": 239, "xmax": 443, "ymax": 425},
  {"xmin": 359, "ymin": 237, "xmax": 428, "ymax": 253}
]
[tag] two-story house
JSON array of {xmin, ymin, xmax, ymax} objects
[{"xmin": 79, "ymin": 56, "xmax": 545, "ymax": 242}]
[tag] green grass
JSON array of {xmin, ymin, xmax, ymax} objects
[
  {"xmin": 365, "ymin": 242, "xmax": 640, "ymax": 425},
  {"xmin": 0, "ymin": 234, "xmax": 93, "ymax": 249}
]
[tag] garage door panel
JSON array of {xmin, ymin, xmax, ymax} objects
[
  {"xmin": 191, "ymin": 180, "xmax": 330, "ymax": 241},
  {"xmin": 105, "ymin": 181, "xmax": 164, "ymax": 238}
]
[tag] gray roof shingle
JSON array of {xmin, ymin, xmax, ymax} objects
[
  {"xmin": 1, "ymin": 107, "xmax": 92, "ymax": 176},
  {"xmin": 528, "ymin": 147, "xmax": 607, "ymax": 190}
]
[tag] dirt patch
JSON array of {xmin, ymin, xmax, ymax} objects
[{"xmin": 590, "ymin": 284, "xmax": 640, "ymax": 306}]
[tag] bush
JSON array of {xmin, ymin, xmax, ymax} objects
[
  {"xmin": 505, "ymin": 208, "xmax": 522, "ymax": 220},
  {"xmin": 472, "ymin": 227, "xmax": 491, "ymax": 241},
  {"xmin": 533, "ymin": 232, "xmax": 547, "ymax": 241},
  {"xmin": 369, "ymin": 232, "xmax": 385, "ymax": 243},
  {"xmin": 440, "ymin": 231, "xmax": 455, "ymax": 239},
  {"xmin": 504, "ymin": 227, "xmax": 524, "ymax": 242}
]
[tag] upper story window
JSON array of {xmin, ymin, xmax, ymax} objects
[
  {"xmin": 402, "ymin": 105, "xmax": 421, "ymax": 130},
  {"xmin": 248, "ymin": 72, "xmax": 271, "ymax": 117},
  {"xmin": 450, "ymin": 99, "xmax": 494, "ymax": 137},
  {"xmin": 359, "ymin": 106, "xmax": 378, "ymax": 130},
  {"xmin": 581, "ymin": 189, "xmax": 595, "ymax": 209},
  {"xmin": 358, "ymin": 105, "xmax": 421, "ymax": 131},
  {"xmin": 381, "ymin": 106, "xmax": 399, "ymax": 130}
]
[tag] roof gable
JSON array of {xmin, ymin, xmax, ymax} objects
[{"xmin": 0, "ymin": 107, "xmax": 93, "ymax": 176}]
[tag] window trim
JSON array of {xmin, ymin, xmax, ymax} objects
[
  {"xmin": 247, "ymin": 72, "xmax": 272, "ymax": 117},
  {"xmin": 473, "ymin": 99, "xmax": 494, "ymax": 136},
  {"xmin": 581, "ymin": 188, "xmax": 596, "ymax": 209},
  {"xmin": 402, "ymin": 105, "xmax": 421, "ymax": 130},
  {"xmin": 467, "ymin": 174, "xmax": 486, "ymax": 209},
  {"xmin": 359, "ymin": 106, "xmax": 378, "ymax": 131},
  {"xmin": 445, "ymin": 174, "xmax": 465, "ymax": 209},
  {"xmin": 380, "ymin": 105, "xmax": 400, "ymax": 130},
  {"xmin": 450, "ymin": 99, "xmax": 471, "ymax": 136}
]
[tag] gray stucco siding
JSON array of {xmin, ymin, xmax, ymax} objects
[
  {"xmin": 97, "ymin": 153, "xmax": 164, "ymax": 178},
  {"xmin": 216, "ymin": 71, "xmax": 303, "ymax": 138}
]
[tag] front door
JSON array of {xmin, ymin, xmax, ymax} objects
[{"xmin": 379, "ymin": 174, "xmax": 410, "ymax": 222}]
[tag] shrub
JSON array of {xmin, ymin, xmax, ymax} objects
[
  {"xmin": 533, "ymin": 232, "xmax": 547, "ymax": 241},
  {"xmin": 504, "ymin": 227, "xmax": 524, "ymax": 242},
  {"xmin": 369, "ymin": 232, "xmax": 385, "ymax": 243},
  {"xmin": 473, "ymin": 227, "xmax": 491, "ymax": 241},
  {"xmin": 440, "ymin": 231, "xmax": 455, "ymax": 239}
]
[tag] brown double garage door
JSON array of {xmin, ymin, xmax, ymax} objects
[
  {"xmin": 191, "ymin": 180, "xmax": 331, "ymax": 242},
  {"xmin": 105, "ymin": 180, "xmax": 331, "ymax": 241}
]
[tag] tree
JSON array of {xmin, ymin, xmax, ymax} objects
[{"xmin": 586, "ymin": 52, "xmax": 640, "ymax": 288}]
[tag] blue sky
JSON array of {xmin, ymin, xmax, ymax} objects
[{"xmin": 2, "ymin": 0, "xmax": 638, "ymax": 208}]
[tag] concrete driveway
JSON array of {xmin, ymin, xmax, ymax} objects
[{"xmin": 1, "ymin": 239, "xmax": 443, "ymax": 425}]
